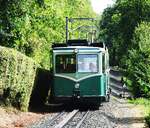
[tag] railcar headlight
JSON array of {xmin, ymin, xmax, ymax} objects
[
  {"xmin": 74, "ymin": 49, "xmax": 78, "ymax": 53},
  {"xmin": 75, "ymin": 83, "xmax": 79, "ymax": 88}
]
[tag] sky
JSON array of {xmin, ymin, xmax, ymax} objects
[{"xmin": 90, "ymin": 0, "xmax": 115, "ymax": 14}]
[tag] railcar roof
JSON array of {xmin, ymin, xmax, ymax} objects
[{"xmin": 53, "ymin": 46, "xmax": 105, "ymax": 52}]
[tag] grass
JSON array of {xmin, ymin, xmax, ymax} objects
[
  {"xmin": 128, "ymin": 98, "xmax": 150, "ymax": 114},
  {"xmin": 128, "ymin": 98, "xmax": 150, "ymax": 127}
]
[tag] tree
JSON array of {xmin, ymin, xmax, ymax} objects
[
  {"xmin": 126, "ymin": 22, "xmax": 150, "ymax": 97},
  {"xmin": 98, "ymin": 0, "xmax": 150, "ymax": 66},
  {"xmin": 0, "ymin": 0, "xmax": 95, "ymax": 69}
]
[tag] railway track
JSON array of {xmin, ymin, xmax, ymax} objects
[
  {"xmin": 29, "ymin": 109, "xmax": 89, "ymax": 128},
  {"xmin": 54, "ymin": 110, "xmax": 89, "ymax": 128}
]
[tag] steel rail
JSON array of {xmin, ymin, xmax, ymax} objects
[
  {"xmin": 54, "ymin": 109, "xmax": 79, "ymax": 128},
  {"xmin": 48, "ymin": 112, "xmax": 66, "ymax": 125},
  {"xmin": 75, "ymin": 111, "xmax": 89, "ymax": 128}
]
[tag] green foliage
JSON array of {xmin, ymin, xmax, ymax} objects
[
  {"xmin": 145, "ymin": 113, "xmax": 150, "ymax": 127},
  {"xmin": 133, "ymin": 22, "xmax": 150, "ymax": 53},
  {"xmin": 0, "ymin": 0, "xmax": 95, "ymax": 69},
  {"xmin": 125, "ymin": 22, "xmax": 150, "ymax": 97},
  {"xmin": 128, "ymin": 98, "xmax": 150, "ymax": 106},
  {"xmin": 0, "ymin": 46, "xmax": 37, "ymax": 111},
  {"xmin": 98, "ymin": 0, "xmax": 150, "ymax": 66}
]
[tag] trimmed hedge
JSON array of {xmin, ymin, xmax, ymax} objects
[{"xmin": 0, "ymin": 46, "xmax": 37, "ymax": 111}]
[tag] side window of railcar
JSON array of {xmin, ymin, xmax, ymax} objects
[
  {"xmin": 106, "ymin": 53, "xmax": 109, "ymax": 69},
  {"xmin": 102, "ymin": 53, "xmax": 106, "ymax": 73},
  {"xmin": 56, "ymin": 54, "xmax": 76, "ymax": 73},
  {"xmin": 78, "ymin": 54, "xmax": 98, "ymax": 73}
]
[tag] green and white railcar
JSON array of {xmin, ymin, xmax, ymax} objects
[{"xmin": 51, "ymin": 41, "xmax": 110, "ymax": 105}]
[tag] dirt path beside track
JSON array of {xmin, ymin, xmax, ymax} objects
[
  {"xmin": 109, "ymin": 68, "xmax": 145, "ymax": 128},
  {"xmin": 108, "ymin": 96, "xmax": 145, "ymax": 128}
]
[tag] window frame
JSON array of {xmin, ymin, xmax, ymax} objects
[
  {"xmin": 102, "ymin": 53, "xmax": 107, "ymax": 74},
  {"xmin": 55, "ymin": 54, "xmax": 76, "ymax": 73},
  {"xmin": 77, "ymin": 54, "xmax": 99, "ymax": 73}
]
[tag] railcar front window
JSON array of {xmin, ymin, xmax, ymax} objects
[
  {"xmin": 56, "ymin": 54, "xmax": 76, "ymax": 73},
  {"xmin": 78, "ymin": 54, "xmax": 98, "ymax": 73}
]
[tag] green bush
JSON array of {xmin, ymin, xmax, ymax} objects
[
  {"xmin": 125, "ymin": 22, "xmax": 150, "ymax": 98},
  {"xmin": 145, "ymin": 113, "xmax": 150, "ymax": 127},
  {"xmin": 0, "ymin": 46, "xmax": 37, "ymax": 111}
]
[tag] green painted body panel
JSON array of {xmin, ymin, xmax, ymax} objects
[
  {"xmin": 53, "ymin": 73, "xmax": 107, "ymax": 97},
  {"xmin": 101, "ymin": 74, "xmax": 106, "ymax": 96},
  {"xmin": 54, "ymin": 77, "xmax": 75, "ymax": 96},
  {"xmin": 79, "ymin": 76, "xmax": 102, "ymax": 96}
]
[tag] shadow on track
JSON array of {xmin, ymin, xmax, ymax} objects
[{"xmin": 29, "ymin": 100, "xmax": 102, "ymax": 113}]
